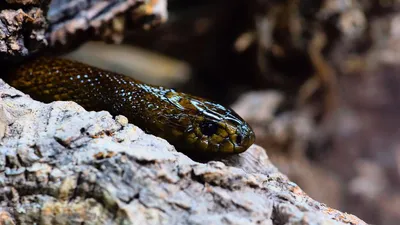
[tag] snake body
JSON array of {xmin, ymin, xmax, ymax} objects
[{"xmin": 5, "ymin": 57, "xmax": 255, "ymax": 154}]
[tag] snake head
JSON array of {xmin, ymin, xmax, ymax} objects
[
  {"xmin": 165, "ymin": 91, "xmax": 255, "ymax": 154},
  {"xmin": 196, "ymin": 110, "xmax": 255, "ymax": 153}
]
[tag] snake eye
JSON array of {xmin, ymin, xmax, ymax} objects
[
  {"xmin": 236, "ymin": 134, "xmax": 243, "ymax": 145},
  {"xmin": 199, "ymin": 121, "xmax": 219, "ymax": 136}
]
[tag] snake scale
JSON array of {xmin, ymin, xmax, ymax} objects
[{"xmin": 5, "ymin": 57, "xmax": 255, "ymax": 154}]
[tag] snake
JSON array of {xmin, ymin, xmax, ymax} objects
[{"xmin": 5, "ymin": 57, "xmax": 255, "ymax": 154}]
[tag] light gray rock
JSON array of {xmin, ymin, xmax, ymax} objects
[{"xmin": 0, "ymin": 79, "xmax": 366, "ymax": 225}]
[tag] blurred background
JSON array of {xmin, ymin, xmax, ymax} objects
[{"xmin": 64, "ymin": 0, "xmax": 400, "ymax": 224}]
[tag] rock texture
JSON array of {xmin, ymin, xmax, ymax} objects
[
  {"xmin": 0, "ymin": 0, "xmax": 168, "ymax": 61},
  {"xmin": 0, "ymin": 1, "xmax": 48, "ymax": 60},
  {"xmin": 47, "ymin": 0, "xmax": 168, "ymax": 51},
  {"xmin": 231, "ymin": 91, "xmax": 343, "ymax": 209},
  {"xmin": 0, "ymin": 79, "xmax": 367, "ymax": 225}
]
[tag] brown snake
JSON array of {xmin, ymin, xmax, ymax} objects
[{"xmin": 5, "ymin": 57, "xmax": 255, "ymax": 154}]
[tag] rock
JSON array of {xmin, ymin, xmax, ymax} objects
[
  {"xmin": 231, "ymin": 90, "xmax": 344, "ymax": 210},
  {"xmin": 0, "ymin": 79, "xmax": 366, "ymax": 224},
  {"xmin": 47, "ymin": 0, "xmax": 168, "ymax": 52},
  {"xmin": 0, "ymin": 0, "xmax": 168, "ymax": 61},
  {"xmin": 0, "ymin": 2, "xmax": 48, "ymax": 61}
]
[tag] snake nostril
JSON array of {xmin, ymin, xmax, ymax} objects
[{"xmin": 199, "ymin": 121, "xmax": 219, "ymax": 136}]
